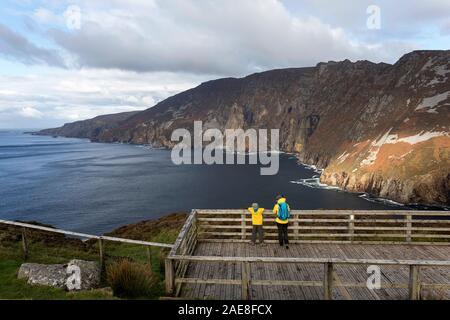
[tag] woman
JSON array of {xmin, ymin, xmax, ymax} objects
[{"xmin": 273, "ymin": 195, "xmax": 290, "ymax": 249}]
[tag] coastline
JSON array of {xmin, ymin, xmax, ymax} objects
[{"xmin": 30, "ymin": 131, "xmax": 450, "ymax": 211}]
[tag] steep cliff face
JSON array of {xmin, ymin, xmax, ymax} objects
[
  {"xmin": 38, "ymin": 50, "xmax": 450, "ymax": 205},
  {"xmin": 37, "ymin": 111, "xmax": 140, "ymax": 140}
]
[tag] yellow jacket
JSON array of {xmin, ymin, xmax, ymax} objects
[
  {"xmin": 273, "ymin": 198, "xmax": 290, "ymax": 224},
  {"xmin": 248, "ymin": 207, "xmax": 264, "ymax": 226}
]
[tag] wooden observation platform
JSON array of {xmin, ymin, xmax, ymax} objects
[{"xmin": 165, "ymin": 210, "xmax": 450, "ymax": 300}]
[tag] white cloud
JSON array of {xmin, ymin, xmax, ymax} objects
[
  {"xmin": 44, "ymin": 0, "xmax": 416, "ymax": 75},
  {"xmin": 0, "ymin": 0, "xmax": 448, "ymax": 128},
  {"xmin": 0, "ymin": 67, "xmax": 209, "ymax": 128},
  {"xmin": 19, "ymin": 106, "xmax": 43, "ymax": 118},
  {"xmin": 33, "ymin": 8, "xmax": 62, "ymax": 25}
]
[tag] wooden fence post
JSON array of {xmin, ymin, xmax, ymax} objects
[
  {"xmin": 406, "ymin": 214, "xmax": 412, "ymax": 243},
  {"xmin": 241, "ymin": 261, "xmax": 251, "ymax": 300},
  {"xmin": 323, "ymin": 262, "xmax": 333, "ymax": 300},
  {"xmin": 21, "ymin": 228, "xmax": 29, "ymax": 261},
  {"xmin": 241, "ymin": 213, "xmax": 246, "ymax": 240},
  {"xmin": 409, "ymin": 265, "xmax": 420, "ymax": 300},
  {"xmin": 98, "ymin": 238, "xmax": 104, "ymax": 269},
  {"xmin": 165, "ymin": 258, "xmax": 175, "ymax": 295},
  {"xmin": 146, "ymin": 246, "xmax": 153, "ymax": 274},
  {"xmin": 294, "ymin": 216, "xmax": 299, "ymax": 241}
]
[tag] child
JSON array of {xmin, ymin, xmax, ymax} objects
[{"xmin": 248, "ymin": 203, "xmax": 265, "ymax": 245}]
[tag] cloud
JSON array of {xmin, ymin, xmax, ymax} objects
[
  {"xmin": 0, "ymin": 23, "xmax": 64, "ymax": 67},
  {"xmin": 0, "ymin": 67, "xmax": 209, "ymax": 128},
  {"xmin": 47, "ymin": 0, "xmax": 416, "ymax": 76},
  {"xmin": 19, "ymin": 106, "xmax": 43, "ymax": 118},
  {"xmin": 0, "ymin": 0, "xmax": 448, "ymax": 129}
]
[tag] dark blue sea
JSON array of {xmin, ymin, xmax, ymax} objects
[{"xmin": 0, "ymin": 130, "xmax": 403, "ymax": 234}]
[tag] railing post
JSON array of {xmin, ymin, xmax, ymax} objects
[
  {"xmin": 98, "ymin": 237, "xmax": 104, "ymax": 270},
  {"xmin": 165, "ymin": 258, "xmax": 175, "ymax": 295},
  {"xmin": 348, "ymin": 213, "xmax": 355, "ymax": 243},
  {"xmin": 409, "ymin": 265, "xmax": 420, "ymax": 300},
  {"xmin": 21, "ymin": 228, "xmax": 29, "ymax": 261},
  {"xmin": 146, "ymin": 246, "xmax": 153, "ymax": 274},
  {"xmin": 241, "ymin": 212, "xmax": 246, "ymax": 240},
  {"xmin": 241, "ymin": 261, "xmax": 251, "ymax": 300},
  {"xmin": 294, "ymin": 215, "xmax": 299, "ymax": 241},
  {"xmin": 323, "ymin": 262, "xmax": 333, "ymax": 300},
  {"xmin": 406, "ymin": 214, "xmax": 412, "ymax": 243}
]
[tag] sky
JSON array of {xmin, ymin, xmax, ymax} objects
[{"xmin": 0, "ymin": 0, "xmax": 449, "ymax": 129}]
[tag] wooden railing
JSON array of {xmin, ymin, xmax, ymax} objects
[
  {"xmin": 165, "ymin": 210, "xmax": 450, "ymax": 300},
  {"xmin": 196, "ymin": 209, "xmax": 450, "ymax": 244},
  {"xmin": 165, "ymin": 211, "xmax": 198, "ymax": 296},
  {"xmin": 0, "ymin": 219, "xmax": 173, "ymax": 269},
  {"xmin": 168, "ymin": 254, "xmax": 450, "ymax": 300}
]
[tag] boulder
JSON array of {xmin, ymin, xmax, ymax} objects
[
  {"xmin": 18, "ymin": 263, "xmax": 67, "ymax": 288},
  {"xmin": 18, "ymin": 260, "xmax": 101, "ymax": 291}
]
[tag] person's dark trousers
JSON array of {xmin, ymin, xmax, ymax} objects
[
  {"xmin": 276, "ymin": 222, "xmax": 289, "ymax": 246},
  {"xmin": 251, "ymin": 225, "xmax": 264, "ymax": 244}
]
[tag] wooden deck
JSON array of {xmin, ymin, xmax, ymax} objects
[
  {"xmin": 180, "ymin": 242, "xmax": 450, "ymax": 300},
  {"xmin": 165, "ymin": 210, "xmax": 450, "ymax": 300}
]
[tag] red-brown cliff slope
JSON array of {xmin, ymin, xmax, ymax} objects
[{"xmin": 39, "ymin": 50, "xmax": 450, "ymax": 205}]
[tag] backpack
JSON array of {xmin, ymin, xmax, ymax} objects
[{"xmin": 277, "ymin": 202, "xmax": 290, "ymax": 221}]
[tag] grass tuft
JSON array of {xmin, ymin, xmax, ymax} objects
[{"xmin": 107, "ymin": 259, "xmax": 157, "ymax": 299}]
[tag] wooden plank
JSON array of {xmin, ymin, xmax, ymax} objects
[
  {"xmin": 241, "ymin": 213, "xmax": 246, "ymax": 240},
  {"xmin": 323, "ymin": 262, "xmax": 333, "ymax": 300},
  {"xmin": 195, "ymin": 210, "xmax": 449, "ymax": 216},
  {"xmin": 241, "ymin": 261, "xmax": 250, "ymax": 300},
  {"xmin": 169, "ymin": 210, "xmax": 197, "ymax": 257},
  {"xmin": 165, "ymin": 258, "xmax": 175, "ymax": 295},
  {"xmin": 199, "ymin": 239, "xmax": 450, "ymax": 245},
  {"xmin": 176, "ymin": 278, "xmax": 241, "ymax": 285},
  {"xmin": 170, "ymin": 254, "xmax": 450, "ymax": 267},
  {"xmin": 409, "ymin": 265, "xmax": 421, "ymax": 300}
]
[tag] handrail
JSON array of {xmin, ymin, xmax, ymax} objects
[
  {"xmin": 0, "ymin": 219, "xmax": 173, "ymax": 248},
  {"xmin": 169, "ymin": 254, "xmax": 450, "ymax": 267},
  {"xmin": 196, "ymin": 210, "xmax": 450, "ymax": 244},
  {"xmin": 165, "ymin": 210, "xmax": 198, "ymax": 295},
  {"xmin": 195, "ymin": 209, "xmax": 450, "ymax": 216}
]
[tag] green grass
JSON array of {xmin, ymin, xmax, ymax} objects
[
  {"xmin": 0, "ymin": 219, "xmax": 181, "ymax": 300},
  {"xmin": 0, "ymin": 243, "xmax": 115, "ymax": 300}
]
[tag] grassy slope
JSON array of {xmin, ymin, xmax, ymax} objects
[{"xmin": 0, "ymin": 213, "xmax": 186, "ymax": 300}]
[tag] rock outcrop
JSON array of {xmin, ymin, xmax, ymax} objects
[
  {"xmin": 18, "ymin": 263, "xmax": 67, "ymax": 288},
  {"xmin": 38, "ymin": 50, "xmax": 450, "ymax": 205},
  {"xmin": 18, "ymin": 260, "xmax": 101, "ymax": 291}
]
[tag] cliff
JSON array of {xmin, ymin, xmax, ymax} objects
[
  {"xmin": 37, "ymin": 111, "xmax": 140, "ymax": 141},
  {"xmin": 38, "ymin": 50, "xmax": 450, "ymax": 205}
]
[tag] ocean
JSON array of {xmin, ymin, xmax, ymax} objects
[{"xmin": 0, "ymin": 130, "xmax": 403, "ymax": 234}]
